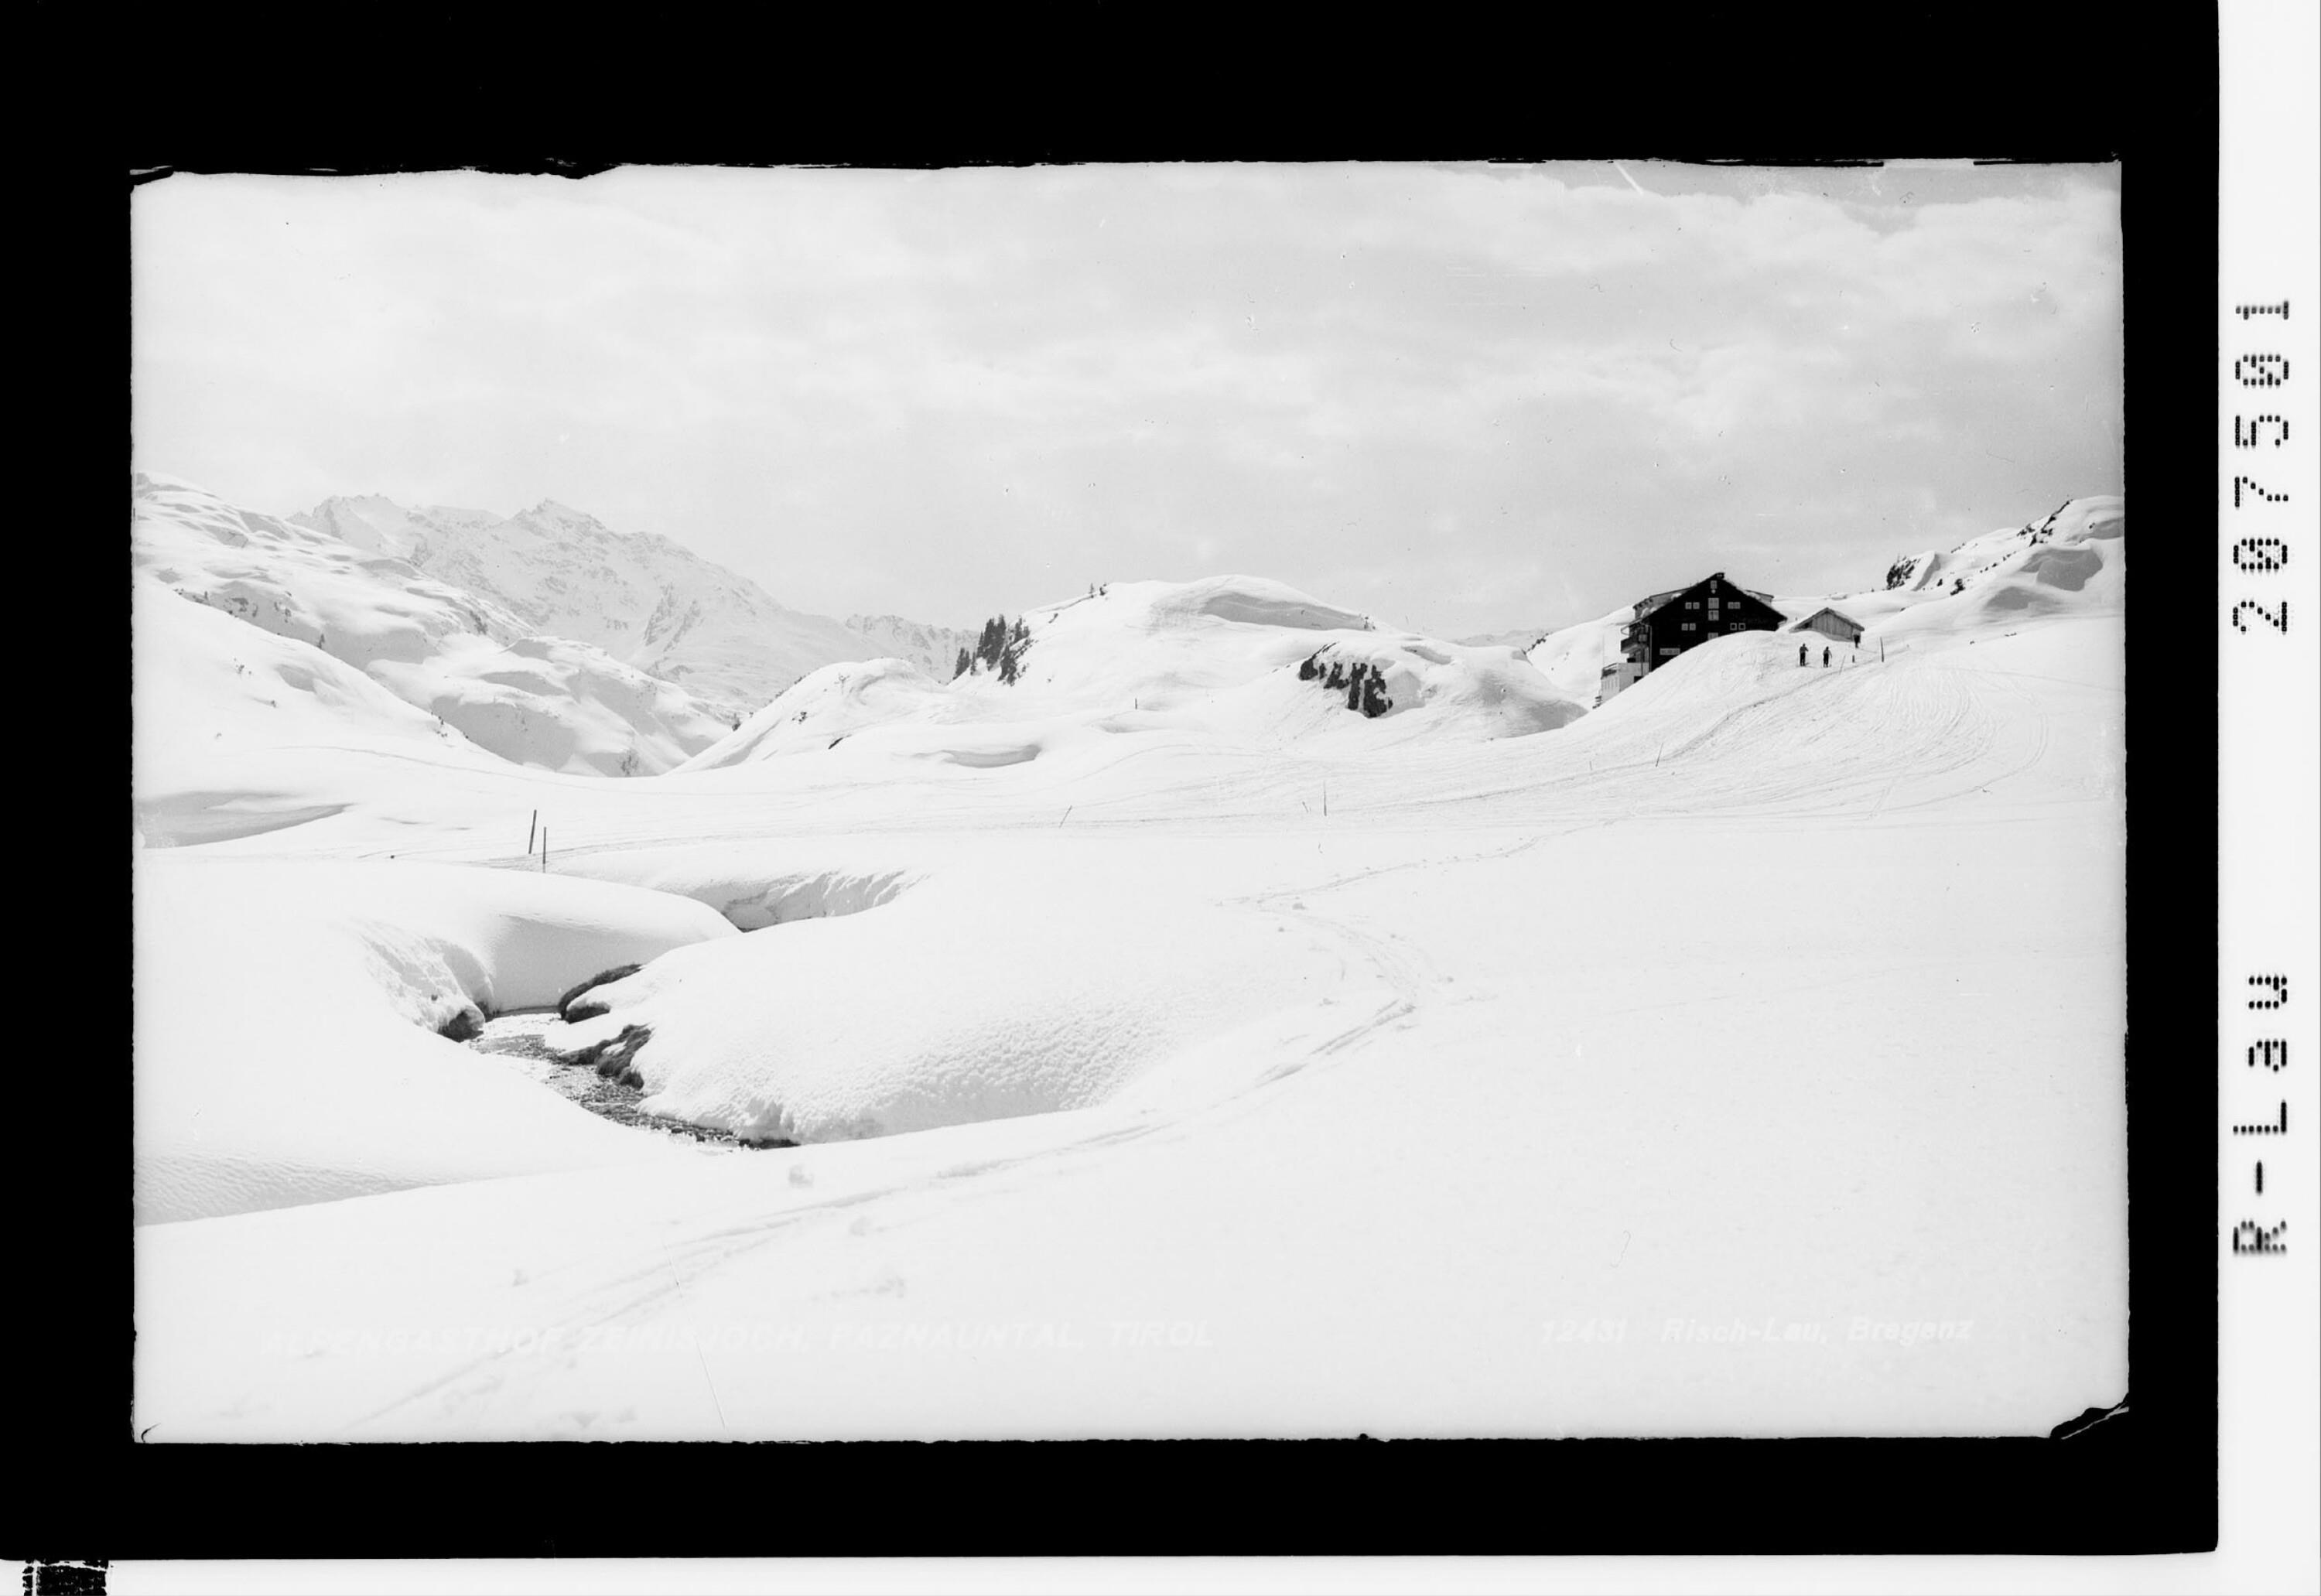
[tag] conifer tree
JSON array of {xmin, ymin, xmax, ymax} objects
[{"xmin": 976, "ymin": 615, "xmax": 1009, "ymax": 671}]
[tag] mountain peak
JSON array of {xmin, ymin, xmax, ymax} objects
[
  {"xmin": 522, "ymin": 497, "xmax": 602, "ymax": 526},
  {"xmin": 249, "ymin": 479, "xmax": 976, "ymax": 719},
  {"xmin": 309, "ymin": 491, "xmax": 412, "ymax": 518}
]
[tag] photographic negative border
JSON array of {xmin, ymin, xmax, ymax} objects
[{"xmin": 56, "ymin": 2, "xmax": 2217, "ymax": 1564}]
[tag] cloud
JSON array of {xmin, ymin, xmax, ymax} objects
[{"xmin": 131, "ymin": 164, "xmax": 2121, "ymax": 637}]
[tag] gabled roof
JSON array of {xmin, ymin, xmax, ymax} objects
[
  {"xmin": 1632, "ymin": 572, "xmax": 1781, "ymax": 622},
  {"xmin": 1789, "ymin": 605, "xmax": 1864, "ymax": 631}
]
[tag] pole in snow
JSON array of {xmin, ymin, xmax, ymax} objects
[
  {"xmin": 542, "ymin": 828, "xmax": 549, "ymax": 873},
  {"xmin": 527, "ymin": 809, "xmax": 537, "ymax": 854}
]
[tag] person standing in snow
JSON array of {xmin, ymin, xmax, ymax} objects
[
  {"xmin": 1823, "ymin": 644, "xmax": 1831, "ymax": 668},
  {"xmin": 1799, "ymin": 642, "xmax": 1808, "ymax": 667}
]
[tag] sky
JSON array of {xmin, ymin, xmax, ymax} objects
[{"xmin": 132, "ymin": 162, "xmax": 2122, "ymax": 638}]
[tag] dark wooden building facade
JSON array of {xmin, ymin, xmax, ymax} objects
[{"xmin": 1601, "ymin": 572, "xmax": 1786, "ymax": 700}]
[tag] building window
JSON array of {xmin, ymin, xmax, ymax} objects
[
  {"xmin": 1685, "ymin": 600, "xmax": 1701, "ymax": 609},
  {"xmin": 1660, "ymin": 647, "xmax": 1679, "ymax": 656},
  {"xmin": 1680, "ymin": 621, "xmax": 1696, "ymax": 631}
]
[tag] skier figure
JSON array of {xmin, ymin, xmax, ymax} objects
[
  {"xmin": 1798, "ymin": 642, "xmax": 1808, "ymax": 668},
  {"xmin": 1823, "ymin": 644, "xmax": 1831, "ymax": 668}
]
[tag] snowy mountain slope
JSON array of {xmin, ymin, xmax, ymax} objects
[
  {"xmin": 131, "ymin": 572, "xmax": 511, "ymax": 846},
  {"xmin": 1523, "ymin": 604, "xmax": 1635, "ymax": 704},
  {"xmin": 1735, "ymin": 494, "xmax": 2124, "ymax": 654},
  {"xmin": 679, "ymin": 575, "xmax": 1585, "ymax": 773},
  {"xmin": 132, "ymin": 495, "xmax": 2128, "ymax": 1441},
  {"xmin": 1867, "ymin": 494, "xmax": 2124, "ymax": 639},
  {"xmin": 296, "ymin": 496, "xmax": 962, "ymax": 722},
  {"xmin": 136, "ymin": 476, "xmax": 733, "ymax": 777},
  {"xmin": 1456, "ymin": 626, "xmax": 1548, "ymax": 651},
  {"xmin": 843, "ymin": 613, "xmax": 976, "ymax": 680},
  {"xmin": 1521, "ymin": 495, "xmax": 2126, "ymax": 704}
]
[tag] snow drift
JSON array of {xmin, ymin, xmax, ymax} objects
[
  {"xmin": 134, "ymin": 857, "xmax": 737, "ymax": 1224},
  {"xmin": 543, "ymin": 853, "xmax": 1339, "ymax": 1143}
]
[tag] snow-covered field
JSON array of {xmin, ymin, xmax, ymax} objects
[{"xmin": 132, "ymin": 494, "xmax": 2127, "ymax": 1441}]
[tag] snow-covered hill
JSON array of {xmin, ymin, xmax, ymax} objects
[
  {"xmin": 132, "ymin": 490, "xmax": 2128, "ymax": 1443},
  {"xmin": 134, "ymin": 475, "xmax": 733, "ymax": 777},
  {"xmin": 1523, "ymin": 603, "xmax": 1636, "ymax": 704},
  {"xmin": 294, "ymin": 494, "xmax": 964, "ymax": 722},
  {"xmin": 131, "ymin": 571, "xmax": 508, "ymax": 847},
  {"xmin": 1523, "ymin": 494, "xmax": 2126, "ymax": 704},
  {"xmin": 678, "ymin": 574, "xmax": 1587, "ymax": 774},
  {"xmin": 1866, "ymin": 494, "xmax": 2124, "ymax": 636},
  {"xmin": 1882, "ymin": 498, "xmax": 2120, "ymax": 597}
]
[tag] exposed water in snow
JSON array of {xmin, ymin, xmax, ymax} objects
[{"xmin": 461, "ymin": 1011, "xmax": 788, "ymax": 1150}]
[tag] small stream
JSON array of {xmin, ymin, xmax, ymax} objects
[
  {"xmin": 453, "ymin": 873, "xmax": 912, "ymax": 1150},
  {"xmin": 463, "ymin": 1010, "xmax": 792, "ymax": 1150}
]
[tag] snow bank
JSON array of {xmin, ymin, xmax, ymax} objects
[
  {"xmin": 545, "ymin": 854, "xmax": 1337, "ymax": 1143},
  {"xmin": 135, "ymin": 856, "xmax": 737, "ymax": 1224},
  {"xmin": 537, "ymin": 841, "xmax": 931, "ymax": 931}
]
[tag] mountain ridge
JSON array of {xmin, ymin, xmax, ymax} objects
[{"xmin": 291, "ymin": 493, "xmax": 970, "ymax": 718}]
